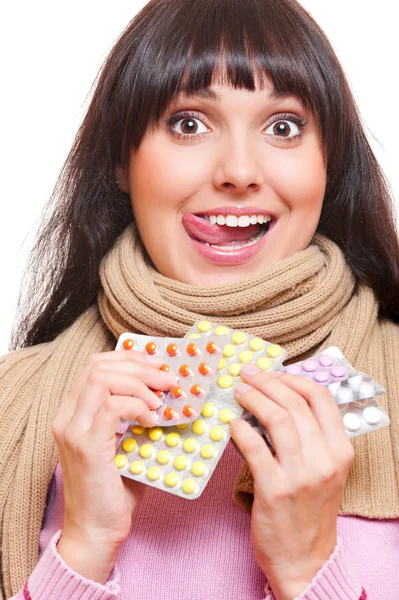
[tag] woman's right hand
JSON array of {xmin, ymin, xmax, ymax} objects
[{"xmin": 52, "ymin": 348, "xmax": 178, "ymax": 583}]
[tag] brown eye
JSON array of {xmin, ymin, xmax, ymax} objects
[
  {"xmin": 180, "ymin": 119, "xmax": 199, "ymax": 134},
  {"xmin": 273, "ymin": 121, "xmax": 292, "ymax": 137},
  {"xmin": 265, "ymin": 118, "xmax": 302, "ymax": 141}
]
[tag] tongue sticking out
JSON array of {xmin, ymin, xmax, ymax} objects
[{"xmin": 182, "ymin": 214, "xmax": 261, "ymax": 246}]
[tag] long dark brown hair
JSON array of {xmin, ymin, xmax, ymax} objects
[{"xmin": 9, "ymin": 0, "xmax": 399, "ymax": 351}]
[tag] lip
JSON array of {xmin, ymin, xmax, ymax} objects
[
  {"xmin": 186, "ymin": 218, "xmax": 277, "ymax": 266},
  {"xmin": 194, "ymin": 206, "xmax": 277, "ymax": 218}
]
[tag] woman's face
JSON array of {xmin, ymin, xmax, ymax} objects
[{"xmin": 116, "ymin": 75, "xmax": 326, "ymax": 286}]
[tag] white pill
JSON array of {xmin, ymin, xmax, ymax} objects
[
  {"xmin": 328, "ymin": 382, "xmax": 341, "ymax": 398},
  {"xmin": 358, "ymin": 382, "xmax": 375, "ymax": 399},
  {"xmin": 362, "ymin": 406, "xmax": 381, "ymax": 426},
  {"xmin": 343, "ymin": 412, "xmax": 361, "ymax": 432},
  {"xmin": 337, "ymin": 388, "xmax": 353, "ymax": 404},
  {"xmin": 348, "ymin": 375, "xmax": 362, "ymax": 391}
]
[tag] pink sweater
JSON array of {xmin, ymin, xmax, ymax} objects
[{"xmin": 10, "ymin": 441, "xmax": 399, "ymax": 600}]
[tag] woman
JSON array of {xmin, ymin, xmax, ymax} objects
[{"xmin": 1, "ymin": 0, "xmax": 399, "ymax": 598}]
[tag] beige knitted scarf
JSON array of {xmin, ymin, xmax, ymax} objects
[{"xmin": 1, "ymin": 221, "xmax": 399, "ymax": 598}]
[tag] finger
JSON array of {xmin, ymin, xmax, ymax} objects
[
  {"xmin": 89, "ymin": 395, "xmax": 157, "ymax": 443},
  {"xmin": 230, "ymin": 417, "xmax": 278, "ymax": 483},
  {"xmin": 234, "ymin": 384, "xmax": 302, "ymax": 467}
]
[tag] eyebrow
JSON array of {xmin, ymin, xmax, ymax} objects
[{"xmin": 178, "ymin": 87, "xmax": 296, "ymax": 102}]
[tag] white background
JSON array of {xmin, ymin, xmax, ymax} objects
[{"xmin": 0, "ymin": 1, "xmax": 397, "ymax": 354}]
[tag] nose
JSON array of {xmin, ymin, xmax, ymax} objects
[{"xmin": 213, "ymin": 133, "xmax": 263, "ymax": 195}]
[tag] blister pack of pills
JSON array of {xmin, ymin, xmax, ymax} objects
[
  {"xmin": 114, "ymin": 398, "xmax": 244, "ymax": 499},
  {"xmin": 284, "ymin": 346, "xmax": 357, "ymax": 385},
  {"xmin": 115, "ymin": 332, "xmax": 227, "ymax": 425},
  {"xmin": 328, "ymin": 372, "xmax": 386, "ymax": 405},
  {"xmin": 339, "ymin": 397, "xmax": 390, "ymax": 438}
]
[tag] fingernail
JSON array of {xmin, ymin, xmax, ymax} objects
[
  {"xmin": 235, "ymin": 383, "xmax": 254, "ymax": 396},
  {"xmin": 240, "ymin": 363, "xmax": 262, "ymax": 376},
  {"xmin": 159, "ymin": 371, "xmax": 178, "ymax": 380},
  {"xmin": 146, "ymin": 355, "xmax": 165, "ymax": 365}
]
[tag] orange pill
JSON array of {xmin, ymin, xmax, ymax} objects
[
  {"xmin": 206, "ymin": 341, "xmax": 217, "ymax": 354},
  {"xmin": 198, "ymin": 362, "xmax": 210, "ymax": 376},
  {"xmin": 186, "ymin": 343, "xmax": 198, "ymax": 356},
  {"xmin": 164, "ymin": 406, "xmax": 175, "ymax": 420},
  {"xmin": 171, "ymin": 386, "xmax": 183, "ymax": 398},
  {"xmin": 122, "ymin": 339, "xmax": 134, "ymax": 350},
  {"xmin": 167, "ymin": 343, "xmax": 178, "ymax": 357},
  {"xmin": 190, "ymin": 384, "xmax": 202, "ymax": 395},
  {"xmin": 183, "ymin": 404, "xmax": 195, "ymax": 417},
  {"xmin": 160, "ymin": 364, "xmax": 171, "ymax": 372},
  {"xmin": 151, "ymin": 389, "xmax": 165, "ymax": 399},
  {"xmin": 145, "ymin": 342, "xmax": 157, "ymax": 355},
  {"xmin": 179, "ymin": 364, "xmax": 191, "ymax": 377}
]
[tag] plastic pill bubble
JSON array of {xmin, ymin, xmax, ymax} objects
[
  {"xmin": 267, "ymin": 344, "xmax": 282, "ymax": 359},
  {"xmin": 170, "ymin": 386, "xmax": 183, "ymax": 399},
  {"xmin": 200, "ymin": 444, "xmax": 216, "ymax": 459},
  {"xmin": 166, "ymin": 343, "xmax": 178, "ymax": 357},
  {"xmin": 228, "ymin": 363, "xmax": 241, "ymax": 377},
  {"xmin": 160, "ymin": 364, "xmax": 171, "ymax": 372},
  {"xmin": 174, "ymin": 455, "xmax": 189, "ymax": 470},
  {"xmin": 163, "ymin": 407, "xmax": 175, "ymax": 420},
  {"xmin": 232, "ymin": 331, "xmax": 247, "ymax": 345},
  {"xmin": 122, "ymin": 339, "xmax": 134, "ymax": 350},
  {"xmin": 214, "ymin": 326, "xmax": 229, "ymax": 336},
  {"xmin": 131, "ymin": 426, "xmax": 145, "ymax": 435},
  {"xmin": 217, "ymin": 358, "xmax": 226, "ymax": 371},
  {"xmin": 201, "ymin": 402, "xmax": 215, "ymax": 418},
  {"xmin": 210, "ymin": 426, "xmax": 224, "ymax": 441},
  {"xmin": 191, "ymin": 462, "xmax": 207, "ymax": 477},
  {"xmin": 219, "ymin": 408, "xmax": 235, "ymax": 423},
  {"xmin": 183, "ymin": 438, "xmax": 198, "ymax": 453},
  {"xmin": 302, "ymin": 359, "xmax": 318, "ymax": 373},
  {"xmin": 319, "ymin": 353, "xmax": 334, "ymax": 367},
  {"xmin": 183, "ymin": 404, "xmax": 195, "ymax": 417},
  {"xmin": 156, "ymin": 450, "xmax": 172, "ymax": 465},
  {"xmin": 343, "ymin": 413, "xmax": 361, "ymax": 432},
  {"xmin": 198, "ymin": 320, "xmax": 212, "ymax": 332},
  {"xmin": 179, "ymin": 364, "xmax": 191, "ymax": 377},
  {"xmin": 114, "ymin": 454, "xmax": 127, "ymax": 469},
  {"xmin": 122, "ymin": 438, "xmax": 137, "ymax": 453},
  {"xmin": 218, "ymin": 375, "xmax": 233, "ymax": 389},
  {"xmin": 348, "ymin": 375, "xmax": 362, "ymax": 391},
  {"xmin": 362, "ymin": 406, "xmax": 381, "ymax": 425},
  {"xmin": 206, "ymin": 341, "xmax": 217, "ymax": 354},
  {"xmin": 147, "ymin": 466, "xmax": 162, "ymax": 481},
  {"xmin": 249, "ymin": 338, "xmax": 264, "ymax": 352},
  {"xmin": 314, "ymin": 371, "xmax": 330, "ymax": 384},
  {"xmin": 139, "ymin": 444, "xmax": 154, "ymax": 458},
  {"xmin": 337, "ymin": 388, "xmax": 354, "ymax": 404},
  {"xmin": 145, "ymin": 342, "xmax": 157, "ymax": 355},
  {"xmin": 130, "ymin": 461, "xmax": 145, "ymax": 475},
  {"xmin": 239, "ymin": 350, "xmax": 253, "ymax": 363},
  {"xmin": 198, "ymin": 362, "xmax": 211, "ymax": 375},
  {"xmin": 182, "ymin": 478, "xmax": 197, "ymax": 494},
  {"xmin": 192, "ymin": 419, "xmax": 207, "ymax": 435},
  {"xmin": 190, "ymin": 384, "xmax": 202, "ymax": 396},
  {"xmin": 257, "ymin": 357, "xmax": 272, "ymax": 371},
  {"xmin": 285, "ymin": 365, "xmax": 301, "ymax": 375},
  {"xmin": 358, "ymin": 382, "xmax": 375, "ymax": 399},
  {"xmin": 223, "ymin": 344, "xmax": 236, "ymax": 358},
  {"xmin": 148, "ymin": 427, "xmax": 163, "ymax": 442},
  {"xmin": 186, "ymin": 343, "xmax": 198, "ymax": 356},
  {"xmin": 166, "ymin": 432, "xmax": 181, "ymax": 447},
  {"xmin": 164, "ymin": 472, "xmax": 180, "ymax": 488},
  {"xmin": 331, "ymin": 365, "xmax": 347, "ymax": 379}
]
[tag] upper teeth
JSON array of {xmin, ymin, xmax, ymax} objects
[{"xmin": 206, "ymin": 215, "xmax": 272, "ymax": 227}]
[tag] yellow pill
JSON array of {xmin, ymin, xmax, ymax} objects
[
  {"xmin": 183, "ymin": 438, "xmax": 198, "ymax": 453},
  {"xmin": 187, "ymin": 333, "xmax": 201, "ymax": 338},
  {"xmin": 218, "ymin": 375, "xmax": 233, "ymax": 389},
  {"xmin": 148, "ymin": 427, "xmax": 163, "ymax": 441},
  {"xmin": 215, "ymin": 326, "xmax": 229, "ymax": 336},
  {"xmin": 191, "ymin": 461, "xmax": 207, "ymax": 477},
  {"xmin": 200, "ymin": 444, "xmax": 215, "ymax": 459},
  {"xmin": 182, "ymin": 478, "xmax": 197, "ymax": 494},
  {"xmin": 201, "ymin": 402, "xmax": 215, "ymax": 418},
  {"xmin": 122, "ymin": 438, "xmax": 137, "ymax": 453},
  {"xmin": 139, "ymin": 443, "xmax": 154, "ymax": 459},
  {"xmin": 164, "ymin": 472, "xmax": 180, "ymax": 488},
  {"xmin": 198, "ymin": 320, "xmax": 213, "ymax": 332},
  {"xmin": 114, "ymin": 454, "xmax": 127, "ymax": 469},
  {"xmin": 231, "ymin": 331, "xmax": 247, "ymax": 345},
  {"xmin": 130, "ymin": 460, "xmax": 145, "ymax": 475},
  {"xmin": 156, "ymin": 450, "xmax": 172, "ymax": 465},
  {"xmin": 223, "ymin": 344, "xmax": 236, "ymax": 358},
  {"xmin": 174, "ymin": 455, "xmax": 189, "ymax": 470},
  {"xmin": 217, "ymin": 358, "xmax": 226, "ymax": 371},
  {"xmin": 249, "ymin": 337, "xmax": 265, "ymax": 352},
  {"xmin": 192, "ymin": 419, "xmax": 207, "ymax": 435},
  {"xmin": 219, "ymin": 408, "xmax": 235, "ymax": 423},
  {"xmin": 131, "ymin": 426, "xmax": 145, "ymax": 435},
  {"xmin": 165, "ymin": 432, "xmax": 181, "ymax": 447},
  {"xmin": 267, "ymin": 344, "xmax": 282, "ymax": 358},
  {"xmin": 176, "ymin": 423, "xmax": 190, "ymax": 429},
  {"xmin": 147, "ymin": 466, "xmax": 162, "ymax": 481},
  {"xmin": 210, "ymin": 426, "xmax": 225, "ymax": 442},
  {"xmin": 239, "ymin": 350, "xmax": 253, "ymax": 363},
  {"xmin": 256, "ymin": 357, "xmax": 272, "ymax": 371},
  {"xmin": 228, "ymin": 363, "xmax": 241, "ymax": 377}
]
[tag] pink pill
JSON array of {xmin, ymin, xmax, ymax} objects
[
  {"xmin": 314, "ymin": 370, "xmax": 330, "ymax": 383},
  {"xmin": 330, "ymin": 365, "xmax": 347, "ymax": 379},
  {"xmin": 318, "ymin": 353, "xmax": 334, "ymax": 368},
  {"xmin": 285, "ymin": 365, "xmax": 301, "ymax": 375},
  {"xmin": 302, "ymin": 359, "xmax": 318, "ymax": 373}
]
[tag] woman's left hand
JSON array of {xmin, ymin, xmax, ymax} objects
[{"xmin": 230, "ymin": 365, "xmax": 355, "ymax": 600}]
